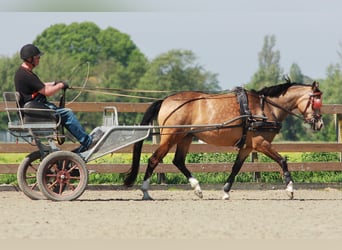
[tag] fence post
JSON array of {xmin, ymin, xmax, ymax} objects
[
  {"xmin": 251, "ymin": 152, "xmax": 261, "ymax": 182},
  {"xmin": 337, "ymin": 114, "xmax": 342, "ymax": 162}
]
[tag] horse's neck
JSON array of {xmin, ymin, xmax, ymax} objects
[{"xmin": 266, "ymin": 94, "xmax": 299, "ymax": 121}]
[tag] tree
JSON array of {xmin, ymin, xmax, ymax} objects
[
  {"xmin": 0, "ymin": 55, "xmax": 22, "ymax": 130},
  {"xmin": 138, "ymin": 49, "xmax": 220, "ymax": 98},
  {"xmin": 248, "ymin": 35, "xmax": 283, "ymax": 90},
  {"xmin": 324, "ymin": 42, "xmax": 342, "ymax": 105},
  {"xmin": 0, "ymin": 55, "xmax": 21, "ymax": 92},
  {"xmin": 34, "ymin": 22, "xmax": 101, "ymax": 64},
  {"xmin": 34, "ymin": 22, "xmax": 147, "ymax": 68},
  {"xmin": 288, "ymin": 63, "xmax": 304, "ymax": 83}
]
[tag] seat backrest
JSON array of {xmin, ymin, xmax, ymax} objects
[{"xmin": 3, "ymin": 92, "xmax": 23, "ymax": 126}]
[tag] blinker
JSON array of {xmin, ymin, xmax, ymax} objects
[{"xmin": 312, "ymin": 96, "xmax": 322, "ymax": 109}]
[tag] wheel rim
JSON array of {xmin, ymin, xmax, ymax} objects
[
  {"xmin": 38, "ymin": 151, "xmax": 88, "ymax": 201},
  {"xmin": 17, "ymin": 151, "xmax": 45, "ymax": 200}
]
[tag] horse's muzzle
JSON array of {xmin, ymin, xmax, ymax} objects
[{"xmin": 310, "ymin": 116, "xmax": 324, "ymax": 131}]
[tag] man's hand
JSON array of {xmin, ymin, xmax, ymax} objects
[
  {"xmin": 54, "ymin": 80, "xmax": 69, "ymax": 90},
  {"xmin": 62, "ymin": 82, "xmax": 69, "ymax": 90}
]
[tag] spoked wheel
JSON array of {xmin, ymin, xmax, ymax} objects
[
  {"xmin": 37, "ymin": 151, "xmax": 88, "ymax": 201},
  {"xmin": 17, "ymin": 151, "xmax": 45, "ymax": 200}
]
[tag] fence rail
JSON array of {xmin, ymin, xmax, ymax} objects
[{"xmin": 1, "ymin": 102, "xmax": 342, "ymax": 174}]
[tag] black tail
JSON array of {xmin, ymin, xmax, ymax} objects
[{"xmin": 123, "ymin": 99, "xmax": 163, "ymax": 187}]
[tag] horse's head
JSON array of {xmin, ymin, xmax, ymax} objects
[{"xmin": 296, "ymin": 81, "xmax": 323, "ymax": 131}]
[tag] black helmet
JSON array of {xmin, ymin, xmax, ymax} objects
[{"xmin": 20, "ymin": 44, "xmax": 44, "ymax": 60}]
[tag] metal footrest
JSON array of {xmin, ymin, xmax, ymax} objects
[{"xmin": 83, "ymin": 126, "xmax": 150, "ymax": 162}]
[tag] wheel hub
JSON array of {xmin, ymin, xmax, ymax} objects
[{"xmin": 56, "ymin": 170, "xmax": 70, "ymax": 184}]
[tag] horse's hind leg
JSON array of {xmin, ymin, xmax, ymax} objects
[
  {"xmin": 141, "ymin": 144, "xmax": 170, "ymax": 200},
  {"xmin": 223, "ymin": 148, "xmax": 251, "ymax": 200},
  {"xmin": 173, "ymin": 135, "xmax": 203, "ymax": 198}
]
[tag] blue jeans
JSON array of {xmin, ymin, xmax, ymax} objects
[{"xmin": 45, "ymin": 102, "xmax": 91, "ymax": 148}]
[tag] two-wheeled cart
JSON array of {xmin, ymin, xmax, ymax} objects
[{"xmin": 3, "ymin": 91, "xmax": 151, "ymax": 201}]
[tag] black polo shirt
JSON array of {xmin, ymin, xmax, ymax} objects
[{"xmin": 14, "ymin": 66, "xmax": 47, "ymax": 107}]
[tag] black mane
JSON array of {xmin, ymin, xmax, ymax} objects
[{"xmin": 251, "ymin": 82, "xmax": 310, "ymax": 97}]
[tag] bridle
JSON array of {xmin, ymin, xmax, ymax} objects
[
  {"xmin": 259, "ymin": 88, "xmax": 323, "ymax": 125},
  {"xmin": 302, "ymin": 91, "xmax": 323, "ymax": 124}
]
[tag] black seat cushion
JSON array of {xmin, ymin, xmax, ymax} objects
[{"xmin": 22, "ymin": 101, "xmax": 57, "ymax": 123}]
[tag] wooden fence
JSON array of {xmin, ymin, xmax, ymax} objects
[{"xmin": 1, "ymin": 102, "xmax": 342, "ymax": 175}]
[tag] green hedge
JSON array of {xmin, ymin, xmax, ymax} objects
[{"xmin": 1, "ymin": 152, "xmax": 341, "ymax": 185}]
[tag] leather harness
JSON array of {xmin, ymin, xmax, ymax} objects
[{"xmin": 234, "ymin": 87, "xmax": 282, "ymax": 149}]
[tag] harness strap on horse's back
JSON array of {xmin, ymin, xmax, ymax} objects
[{"xmin": 234, "ymin": 87, "xmax": 251, "ymax": 149}]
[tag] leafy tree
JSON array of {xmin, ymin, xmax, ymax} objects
[
  {"xmin": 0, "ymin": 55, "xmax": 21, "ymax": 92},
  {"xmin": 34, "ymin": 22, "xmax": 101, "ymax": 64},
  {"xmin": 0, "ymin": 55, "xmax": 22, "ymax": 130},
  {"xmin": 288, "ymin": 63, "xmax": 304, "ymax": 83},
  {"xmin": 247, "ymin": 35, "xmax": 283, "ymax": 90},
  {"xmin": 324, "ymin": 41, "xmax": 342, "ymax": 104},
  {"xmin": 138, "ymin": 49, "xmax": 220, "ymax": 98},
  {"xmin": 34, "ymin": 22, "xmax": 147, "ymax": 69}
]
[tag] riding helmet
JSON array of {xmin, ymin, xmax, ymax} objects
[{"xmin": 20, "ymin": 44, "xmax": 44, "ymax": 60}]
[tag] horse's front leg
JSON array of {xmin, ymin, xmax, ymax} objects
[
  {"xmin": 281, "ymin": 158, "xmax": 294, "ymax": 199},
  {"xmin": 256, "ymin": 142, "xmax": 294, "ymax": 199},
  {"xmin": 223, "ymin": 148, "xmax": 251, "ymax": 200}
]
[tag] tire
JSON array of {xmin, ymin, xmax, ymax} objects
[
  {"xmin": 17, "ymin": 151, "xmax": 46, "ymax": 200},
  {"xmin": 37, "ymin": 151, "xmax": 88, "ymax": 201}
]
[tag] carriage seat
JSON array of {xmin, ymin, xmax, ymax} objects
[
  {"xmin": 3, "ymin": 92, "xmax": 60, "ymax": 133},
  {"xmin": 22, "ymin": 101, "xmax": 58, "ymax": 123}
]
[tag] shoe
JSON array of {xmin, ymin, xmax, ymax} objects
[
  {"xmin": 76, "ymin": 128, "xmax": 104, "ymax": 153},
  {"xmin": 87, "ymin": 128, "xmax": 105, "ymax": 150}
]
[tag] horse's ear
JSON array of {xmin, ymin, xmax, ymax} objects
[
  {"xmin": 312, "ymin": 81, "xmax": 319, "ymax": 91},
  {"xmin": 283, "ymin": 75, "xmax": 292, "ymax": 83}
]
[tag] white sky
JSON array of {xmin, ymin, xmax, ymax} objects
[{"xmin": 1, "ymin": 0, "xmax": 342, "ymax": 90}]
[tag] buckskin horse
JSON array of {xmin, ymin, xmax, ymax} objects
[{"xmin": 124, "ymin": 80, "xmax": 323, "ymax": 200}]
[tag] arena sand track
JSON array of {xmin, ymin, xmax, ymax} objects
[{"xmin": 0, "ymin": 188, "xmax": 342, "ymax": 239}]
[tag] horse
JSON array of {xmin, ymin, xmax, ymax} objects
[{"xmin": 124, "ymin": 80, "xmax": 323, "ymax": 200}]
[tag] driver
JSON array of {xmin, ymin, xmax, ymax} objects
[{"xmin": 14, "ymin": 44, "xmax": 101, "ymax": 152}]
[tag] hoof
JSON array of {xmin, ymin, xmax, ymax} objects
[
  {"xmin": 194, "ymin": 189, "xmax": 203, "ymax": 199},
  {"xmin": 142, "ymin": 191, "xmax": 154, "ymax": 200},
  {"xmin": 287, "ymin": 192, "xmax": 294, "ymax": 200},
  {"xmin": 142, "ymin": 195, "xmax": 154, "ymax": 201},
  {"xmin": 285, "ymin": 181, "xmax": 294, "ymax": 200},
  {"xmin": 222, "ymin": 192, "xmax": 230, "ymax": 200}
]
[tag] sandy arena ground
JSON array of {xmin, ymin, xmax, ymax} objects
[{"xmin": 1, "ymin": 186, "xmax": 342, "ymax": 240}]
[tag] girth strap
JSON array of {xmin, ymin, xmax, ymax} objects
[{"xmin": 234, "ymin": 87, "xmax": 251, "ymax": 149}]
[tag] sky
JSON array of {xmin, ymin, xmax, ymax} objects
[{"xmin": 0, "ymin": 0, "xmax": 342, "ymax": 90}]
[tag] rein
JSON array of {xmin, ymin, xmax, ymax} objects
[
  {"xmin": 67, "ymin": 86, "xmax": 171, "ymax": 102},
  {"xmin": 259, "ymin": 95, "xmax": 305, "ymax": 121},
  {"xmin": 69, "ymin": 88, "xmax": 161, "ymax": 101},
  {"xmin": 65, "ymin": 62, "xmax": 171, "ymax": 104}
]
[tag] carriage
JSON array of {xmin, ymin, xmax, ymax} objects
[{"xmin": 3, "ymin": 80, "xmax": 323, "ymax": 201}]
